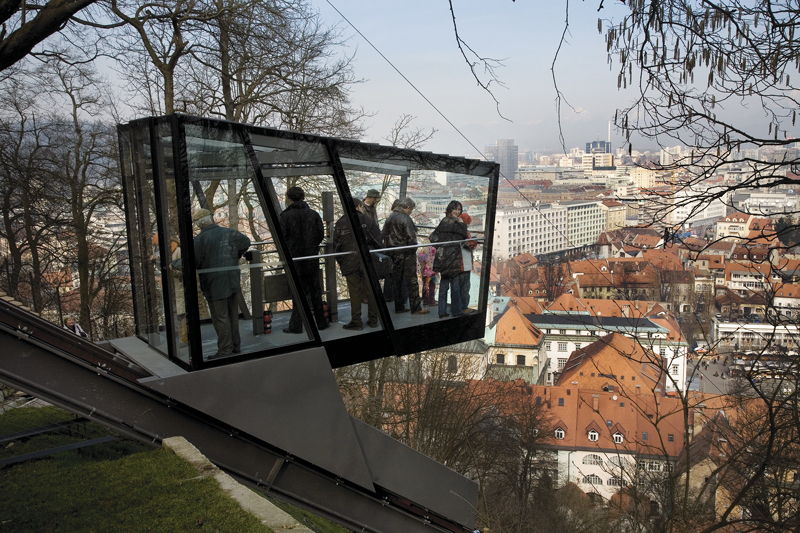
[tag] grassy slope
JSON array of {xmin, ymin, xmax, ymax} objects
[{"xmin": 0, "ymin": 405, "xmax": 348, "ymax": 533}]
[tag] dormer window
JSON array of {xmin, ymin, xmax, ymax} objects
[
  {"xmin": 613, "ymin": 432, "xmax": 624, "ymax": 444},
  {"xmin": 555, "ymin": 427, "xmax": 565, "ymax": 439},
  {"xmin": 588, "ymin": 429, "xmax": 599, "ymax": 442}
]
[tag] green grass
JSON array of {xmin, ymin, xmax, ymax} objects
[
  {"xmin": 266, "ymin": 496, "xmax": 351, "ymax": 533},
  {"xmin": 0, "ymin": 404, "xmax": 351, "ymax": 533},
  {"xmin": 0, "ymin": 405, "xmax": 274, "ymax": 533}
]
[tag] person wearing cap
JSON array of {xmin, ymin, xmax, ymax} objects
[
  {"xmin": 381, "ymin": 197, "xmax": 429, "ymax": 315},
  {"xmin": 362, "ymin": 189, "xmax": 381, "ymax": 223},
  {"xmin": 279, "ymin": 186, "xmax": 329, "ymax": 333},
  {"xmin": 191, "ymin": 208, "xmax": 251, "ymax": 357}
]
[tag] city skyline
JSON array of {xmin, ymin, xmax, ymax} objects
[{"xmin": 311, "ymin": 0, "xmax": 639, "ymax": 158}]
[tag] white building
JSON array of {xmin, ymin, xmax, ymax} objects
[
  {"xmin": 493, "ymin": 203, "xmax": 569, "ymax": 259},
  {"xmin": 562, "ymin": 201, "xmax": 605, "ymax": 249},
  {"xmin": 672, "ymin": 187, "xmax": 728, "ymax": 228}
]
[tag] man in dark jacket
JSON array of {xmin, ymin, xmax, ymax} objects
[
  {"xmin": 381, "ymin": 197, "xmax": 429, "ymax": 315},
  {"xmin": 279, "ymin": 186, "xmax": 329, "ymax": 333},
  {"xmin": 333, "ymin": 198, "xmax": 382, "ymax": 330},
  {"xmin": 192, "ymin": 208, "xmax": 251, "ymax": 357},
  {"xmin": 430, "ymin": 201, "xmax": 468, "ymax": 319}
]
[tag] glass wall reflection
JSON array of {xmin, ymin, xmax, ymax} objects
[{"xmin": 182, "ymin": 123, "xmax": 313, "ymax": 363}]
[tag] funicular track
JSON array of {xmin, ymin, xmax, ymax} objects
[{"xmin": 0, "ymin": 297, "xmax": 475, "ymax": 533}]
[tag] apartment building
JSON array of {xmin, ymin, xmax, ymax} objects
[{"xmin": 493, "ymin": 203, "xmax": 569, "ymax": 259}]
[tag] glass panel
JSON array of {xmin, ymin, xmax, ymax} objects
[
  {"xmin": 182, "ymin": 123, "xmax": 313, "ymax": 362},
  {"xmin": 340, "ymin": 161, "xmax": 492, "ymax": 333},
  {"xmin": 266, "ymin": 172, "xmax": 387, "ymax": 339},
  {"xmin": 154, "ymin": 122, "xmax": 191, "ymax": 365},
  {"xmin": 120, "ymin": 124, "xmax": 170, "ymax": 354}
]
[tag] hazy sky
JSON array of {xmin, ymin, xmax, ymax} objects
[{"xmin": 311, "ymin": 0, "xmax": 643, "ymax": 159}]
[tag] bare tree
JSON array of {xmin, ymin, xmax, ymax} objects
[
  {"xmin": 603, "ymin": 0, "xmax": 800, "ymax": 243},
  {"xmin": 539, "ymin": 257, "xmax": 568, "ymax": 301},
  {"xmin": 0, "ymin": 0, "xmax": 98, "ymax": 72}
]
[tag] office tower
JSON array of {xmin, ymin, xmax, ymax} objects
[
  {"xmin": 485, "ymin": 139, "xmax": 518, "ymax": 180},
  {"xmin": 586, "ymin": 140, "xmax": 612, "ymax": 154}
]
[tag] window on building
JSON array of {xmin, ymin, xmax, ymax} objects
[
  {"xmin": 558, "ymin": 342, "xmax": 568, "ymax": 352},
  {"xmin": 613, "ymin": 433, "xmax": 624, "ymax": 444},
  {"xmin": 545, "ymin": 342, "xmax": 551, "ymax": 350},
  {"xmin": 558, "ymin": 398, "xmax": 564, "ymax": 406},
  {"xmin": 497, "ymin": 353, "xmax": 505, "ymax": 364},
  {"xmin": 555, "ymin": 427, "xmax": 565, "ymax": 439},
  {"xmin": 517, "ymin": 354, "xmax": 526, "ymax": 365},
  {"xmin": 447, "ymin": 355, "xmax": 458, "ymax": 373},
  {"xmin": 583, "ymin": 454, "xmax": 603, "ymax": 466},
  {"xmin": 668, "ymin": 434, "xmax": 674, "ymax": 442},
  {"xmin": 671, "ymin": 364, "xmax": 679, "ymax": 375},
  {"xmin": 642, "ymin": 432, "xmax": 648, "ymax": 441},
  {"xmin": 588, "ymin": 430, "xmax": 599, "ymax": 442},
  {"xmin": 558, "ymin": 358, "xmax": 567, "ymax": 370},
  {"xmin": 583, "ymin": 474, "xmax": 603, "ymax": 485},
  {"xmin": 607, "ymin": 476, "xmax": 626, "ymax": 486},
  {"xmin": 608, "ymin": 456, "xmax": 625, "ymax": 468}
]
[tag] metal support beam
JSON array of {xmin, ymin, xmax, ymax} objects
[{"xmin": 0, "ymin": 321, "xmax": 471, "ymax": 533}]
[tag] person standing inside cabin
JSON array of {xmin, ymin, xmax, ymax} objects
[
  {"xmin": 192, "ymin": 208, "xmax": 251, "ymax": 357},
  {"xmin": 430, "ymin": 201, "xmax": 468, "ymax": 318},
  {"xmin": 333, "ymin": 198, "xmax": 382, "ymax": 330},
  {"xmin": 362, "ymin": 189, "xmax": 381, "ymax": 223},
  {"xmin": 280, "ymin": 186, "xmax": 329, "ymax": 334},
  {"xmin": 458, "ymin": 212, "xmax": 478, "ymax": 312},
  {"xmin": 381, "ymin": 197, "xmax": 429, "ymax": 315}
]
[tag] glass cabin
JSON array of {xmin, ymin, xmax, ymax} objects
[{"xmin": 118, "ymin": 114, "xmax": 499, "ymax": 371}]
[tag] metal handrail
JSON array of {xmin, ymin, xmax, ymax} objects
[
  {"xmin": 370, "ymin": 238, "xmax": 485, "ymax": 254},
  {"xmin": 234, "ymin": 237, "xmax": 485, "ymax": 268}
]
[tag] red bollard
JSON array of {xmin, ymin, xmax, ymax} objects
[{"xmin": 322, "ymin": 300, "xmax": 330, "ymax": 323}]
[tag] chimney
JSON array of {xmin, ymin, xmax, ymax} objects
[{"xmin": 592, "ymin": 394, "xmax": 599, "ymax": 411}]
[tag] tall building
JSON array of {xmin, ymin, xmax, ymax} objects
[
  {"xmin": 586, "ymin": 140, "xmax": 612, "ymax": 154},
  {"xmin": 485, "ymin": 139, "xmax": 518, "ymax": 180}
]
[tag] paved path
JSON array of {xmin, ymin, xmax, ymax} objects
[{"xmin": 686, "ymin": 357, "xmax": 736, "ymax": 395}]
